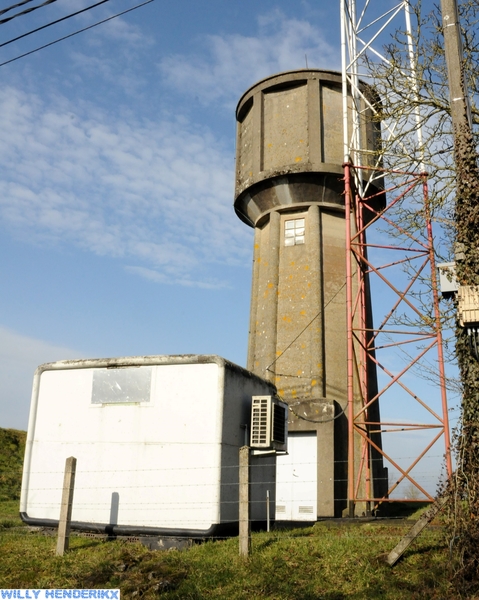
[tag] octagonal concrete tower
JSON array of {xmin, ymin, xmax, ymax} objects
[{"xmin": 235, "ymin": 69, "xmax": 387, "ymax": 517}]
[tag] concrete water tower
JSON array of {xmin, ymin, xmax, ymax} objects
[{"xmin": 234, "ymin": 69, "xmax": 387, "ymax": 517}]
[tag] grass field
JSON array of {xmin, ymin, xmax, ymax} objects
[
  {"xmin": 0, "ymin": 500, "xmax": 454, "ymax": 599},
  {"xmin": 0, "ymin": 429, "xmax": 455, "ymax": 598}
]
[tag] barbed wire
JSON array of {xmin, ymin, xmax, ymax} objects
[{"xmin": 0, "ymin": 525, "xmax": 445, "ymax": 546}]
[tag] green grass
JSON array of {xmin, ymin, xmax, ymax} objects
[
  {"xmin": 0, "ymin": 500, "xmax": 23, "ymax": 528},
  {"xmin": 0, "ymin": 511, "xmax": 454, "ymax": 599},
  {"xmin": 0, "ymin": 429, "xmax": 456, "ymax": 598}
]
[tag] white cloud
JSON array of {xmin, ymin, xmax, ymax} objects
[
  {"xmin": 53, "ymin": 0, "xmax": 151, "ymax": 45},
  {"xmin": 0, "ymin": 85, "xmax": 249, "ymax": 285},
  {"xmin": 125, "ymin": 266, "xmax": 231, "ymax": 289},
  {"xmin": 0, "ymin": 327, "xmax": 84, "ymax": 431},
  {"xmin": 94, "ymin": 13, "xmax": 150, "ymax": 46},
  {"xmin": 159, "ymin": 10, "xmax": 340, "ymax": 108},
  {"xmin": 0, "ymin": 11, "xmax": 336, "ymax": 289},
  {"xmin": 10, "ymin": 1, "xmax": 155, "ymax": 99}
]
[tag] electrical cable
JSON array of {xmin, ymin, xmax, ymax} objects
[
  {"xmin": 0, "ymin": 0, "xmax": 113, "ymax": 49},
  {"xmin": 0, "ymin": 0, "xmax": 59, "ymax": 25},
  {"xmin": 265, "ymin": 281, "xmax": 346, "ymax": 376},
  {"xmin": 0, "ymin": 0, "xmax": 154, "ymax": 68},
  {"xmin": 288, "ymin": 401, "xmax": 346, "ymax": 424},
  {"xmin": 466, "ymin": 326, "xmax": 479, "ymax": 361},
  {"xmin": 0, "ymin": 0, "xmax": 35, "ymax": 17},
  {"xmin": 473, "ymin": 327, "xmax": 479, "ymax": 361}
]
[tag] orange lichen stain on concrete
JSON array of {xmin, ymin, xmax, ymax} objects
[
  {"xmin": 254, "ymin": 243, "xmax": 259, "ymax": 249},
  {"xmin": 282, "ymin": 315, "xmax": 292, "ymax": 323},
  {"xmin": 291, "ymin": 389, "xmax": 297, "ymax": 397},
  {"xmin": 256, "ymin": 257, "xmax": 261, "ymax": 263},
  {"xmin": 301, "ymin": 343, "xmax": 306, "ymax": 349},
  {"xmin": 278, "ymin": 389, "xmax": 284, "ymax": 396},
  {"xmin": 304, "ymin": 265, "xmax": 310, "ymax": 270},
  {"xmin": 290, "ymin": 261, "xmax": 295, "ymax": 266},
  {"xmin": 295, "ymin": 156, "xmax": 302, "ymax": 162},
  {"xmin": 297, "ymin": 370, "xmax": 303, "ymax": 376},
  {"xmin": 267, "ymin": 282, "xmax": 274, "ymax": 288},
  {"xmin": 308, "ymin": 282, "xmax": 312, "ymax": 287},
  {"xmin": 311, "ymin": 379, "xmax": 318, "ymax": 387},
  {"xmin": 276, "ymin": 350, "xmax": 282, "ymax": 356},
  {"xmin": 317, "ymin": 363, "xmax": 322, "ymax": 369},
  {"xmin": 300, "ymin": 310, "xmax": 306, "ymax": 316},
  {"xmin": 255, "ymin": 361, "xmax": 259, "ymax": 367}
]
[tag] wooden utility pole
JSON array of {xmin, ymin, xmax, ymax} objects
[
  {"xmin": 440, "ymin": 0, "xmax": 479, "ymax": 587},
  {"xmin": 441, "ymin": 0, "xmax": 472, "ymax": 131}
]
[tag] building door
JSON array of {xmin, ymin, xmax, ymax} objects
[{"xmin": 276, "ymin": 432, "xmax": 317, "ymax": 521}]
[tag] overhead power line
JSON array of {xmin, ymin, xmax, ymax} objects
[
  {"xmin": 0, "ymin": 0, "xmax": 35, "ymax": 18},
  {"xmin": 0, "ymin": 0, "xmax": 59, "ymax": 25},
  {"xmin": 0, "ymin": 0, "xmax": 155, "ymax": 68},
  {"xmin": 0, "ymin": 0, "xmax": 113, "ymax": 49}
]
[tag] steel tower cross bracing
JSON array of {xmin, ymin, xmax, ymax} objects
[
  {"xmin": 340, "ymin": 0, "xmax": 452, "ymax": 514},
  {"xmin": 340, "ymin": 0, "xmax": 424, "ymax": 177}
]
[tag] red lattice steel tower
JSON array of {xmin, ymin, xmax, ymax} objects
[
  {"xmin": 341, "ymin": 0, "xmax": 452, "ymax": 514},
  {"xmin": 344, "ymin": 164, "xmax": 453, "ymax": 514}
]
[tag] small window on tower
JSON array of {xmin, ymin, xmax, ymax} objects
[{"xmin": 284, "ymin": 218, "xmax": 305, "ymax": 246}]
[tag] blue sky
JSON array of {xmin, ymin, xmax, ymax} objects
[
  {"xmin": 0, "ymin": 0, "xmax": 346, "ymax": 431},
  {"xmin": 0, "ymin": 0, "xmax": 455, "ymax": 495}
]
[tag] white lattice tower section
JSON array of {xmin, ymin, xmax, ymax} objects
[{"xmin": 340, "ymin": 0, "xmax": 424, "ymax": 189}]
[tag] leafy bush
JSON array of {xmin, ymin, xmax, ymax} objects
[{"xmin": 0, "ymin": 428, "xmax": 26, "ymax": 502}]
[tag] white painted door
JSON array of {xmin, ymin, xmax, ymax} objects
[{"xmin": 276, "ymin": 432, "xmax": 317, "ymax": 521}]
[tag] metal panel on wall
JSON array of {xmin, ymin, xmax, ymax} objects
[{"xmin": 276, "ymin": 432, "xmax": 317, "ymax": 521}]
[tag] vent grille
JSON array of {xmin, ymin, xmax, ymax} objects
[
  {"xmin": 250, "ymin": 395, "xmax": 288, "ymax": 451},
  {"xmin": 298, "ymin": 506, "xmax": 314, "ymax": 514},
  {"xmin": 251, "ymin": 396, "xmax": 270, "ymax": 446}
]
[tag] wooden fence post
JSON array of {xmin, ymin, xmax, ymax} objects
[
  {"xmin": 239, "ymin": 446, "xmax": 251, "ymax": 556},
  {"xmin": 56, "ymin": 456, "xmax": 77, "ymax": 556},
  {"xmin": 387, "ymin": 495, "xmax": 448, "ymax": 566}
]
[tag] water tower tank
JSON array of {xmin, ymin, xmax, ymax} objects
[
  {"xmin": 235, "ymin": 69, "xmax": 382, "ymax": 226},
  {"xmin": 234, "ymin": 69, "xmax": 386, "ymax": 517}
]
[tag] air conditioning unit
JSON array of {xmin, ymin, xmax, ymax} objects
[{"xmin": 250, "ymin": 395, "xmax": 288, "ymax": 452}]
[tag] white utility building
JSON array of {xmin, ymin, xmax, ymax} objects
[{"xmin": 20, "ymin": 354, "xmax": 277, "ymax": 537}]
